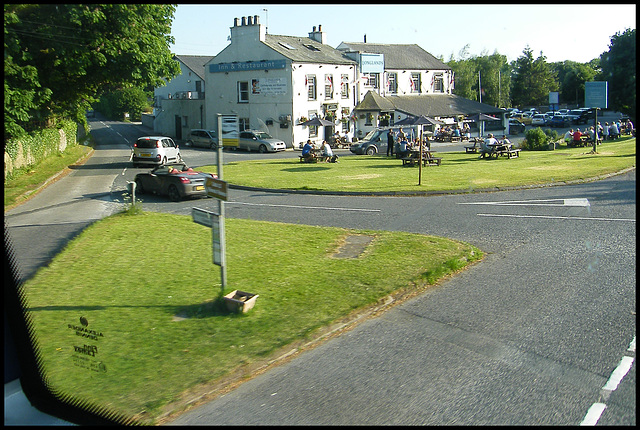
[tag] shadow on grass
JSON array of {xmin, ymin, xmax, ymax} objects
[
  {"xmin": 174, "ymin": 297, "xmax": 247, "ymax": 319},
  {"xmin": 281, "ymin": 166, "xmax": 332, "ymax": 172}
]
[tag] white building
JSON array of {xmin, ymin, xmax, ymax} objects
[
  {"xmin": 152, "ymin": 55, "xmax": 213, "ymax": 140},
  {"xmin": 205, "ymin": 17, "xmax": 357, "ymax": 148}
]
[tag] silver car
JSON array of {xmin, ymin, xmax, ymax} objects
[
  {"xmin": 185, "ymin": 129, "xmax": 218, "ymax": 149},
  {"xmin": 132, "ymin": 136, "xmax": 181, "ymax": 166},
  {"xmin": 238, "ymin": 130, "xmax": 286, "ymax": 152}
]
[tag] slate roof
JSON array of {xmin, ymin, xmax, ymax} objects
[
  {"xmin": 337, "ymin": 42, "xmax": 450, "ymax": 71},
  {"xmin": 355, "ymin": 91, "xmax": 503, "ymax": 117},
  {"xmin": 263, "ymin": 34, "xmax": 356, "ymax": 65},
  {"xmin": 175, "ymin": 55, "xmax": 215, "ymax": 80}
]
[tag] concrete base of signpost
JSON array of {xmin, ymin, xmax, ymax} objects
[{"xmin": 223, "ymin": 290, "xmax": 259, "ymax": 313}]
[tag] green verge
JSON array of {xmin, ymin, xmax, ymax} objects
[
  {"xmin": 197, "ymin": 137, "xmax": 636, "ymax": 193},
  {"xmin": 22, "ymin": 213, "xmax": 482, "ymax": 423},
  {"xmin": 4, "ymin": 144, "xmax": 94, "ymax": 210}
]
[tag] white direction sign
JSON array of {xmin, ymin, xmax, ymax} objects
[{"xmin": 192, "ymin": 207, "xmax": 215, "ymax": 227}]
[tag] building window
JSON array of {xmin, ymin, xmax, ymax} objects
[
  {"xmin": 324, "ymin": 74, "xmax": 334, "ymax": 100},
  {"xmin": 238, "ymin": 81, "xmax": 249, "ymax": 103},
  {"xmin": 363, "ymin": 73, "xmax": 379, "ymax": 89},
  {"xmin": 306, "ymin": 75, "xmax": 317, "ymax": 100},
  {"xmin": 308, "ymin": 111, "xmax": 318, "ymax": 137},
  {"xmin": 387, "ymin": 72, "xmax": 397, "ymax": 93},
  {"xmin": 239, "ymin": 118, "xmax": 250, "ymax": 131},
  {"xmin": 410, "ymin": 73, "xmax": 421, "ymax": 93},
  {"xmin": 340, "ymin": 74, "xmax": 349, "ymax": 99},
  {"xmin": 433, "ymin": 73, "xmax": 444, "ymax": 93}
]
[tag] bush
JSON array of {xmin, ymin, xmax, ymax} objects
[{"xmin": 521, "ymin": 127, "xmax": 558, "ymax": 151}]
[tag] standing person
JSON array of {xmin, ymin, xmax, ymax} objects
[
  {"xmin": 397, "ymin": 127, "xmax": 407, "ymax": 143},
  {"xmin": 386, "ymin": 129, "xmax": 395, "ymax": 157},
  {"xmin": 602, "ymin": 122, "xmax": 609, "ymax": 141}
]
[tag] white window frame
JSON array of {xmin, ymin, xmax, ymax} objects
[
  {"xmin": 307, "ymin": 75, "xmax": 317, "ymax": 101},
  {"xmin": 237, "ymin": 81, "xmax": 249, "ymax": 103}
]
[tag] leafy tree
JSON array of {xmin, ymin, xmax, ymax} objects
[
  {"xmin": 550, "ymin": 60, "xmax": 598, "ymax": 106},
  {"xmin": 95, "ymin": 87, "xmax": 150, "ymax": 121},
  {"xmin": 599, "ymin": 28, "xmax": 635, "ymax": 119},
  {"xmin": 4, "ymin": 4, "xmax": 180, "ymax": 139},
  {"xmin": 510, "ymin": 46, "xmax": 558, "ymax": 108}
]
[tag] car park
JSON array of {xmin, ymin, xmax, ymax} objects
[
  {"xmin": 508, "ymin": 118, "xmax": 526, "ymax": 134},
  {"xmin": 132, "ymin": 136, "xmax": 181, "ymax": 167},
  {"xmin": 185, "ymin": 129, "xmax": 218, "ymax": 149},
  {"xmin": 238, "ymin": 130, "xmax": 286, "ymax": 152},
  {"xmin": 531, "ymin": 113, "xmax": 547, "ymax": 126},
  {"xmin": 134, "ymin": 163, "xmax": 217, "ymax": 201},
  {"xmin": 566, "ymin": 109, "xmax": 584, "ymax": 123}
]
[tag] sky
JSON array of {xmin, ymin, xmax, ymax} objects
[{"xmin": 169, "ymin": 4, "xmax": 636, "ymax": 64}]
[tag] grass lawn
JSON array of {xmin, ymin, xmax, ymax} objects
[
  {"xmin": 197, "ymin": 137, "xmax": 636, "ymax": 193},
  {"xmin": 22, "ymin": 212, "xmax": 481, "ymax": 424},
  {"xmin": 4, "ymin": 144, "xmax": 94, "ymax": 210}
]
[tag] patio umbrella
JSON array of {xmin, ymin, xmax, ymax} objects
[
  {"xmin": 467, "ymin": 113, "xmax": 500, "ymax": 137},
  {"xmin": 299, "ymin": 117, "xmax": 334, "ymax": 127},
  {"xmin": 393, "ymin": 116, "xmax": 416, "ymax": 126}
]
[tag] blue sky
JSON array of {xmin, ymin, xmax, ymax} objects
[{"xmin": 170, "ymin": 4, "xmax": 635, "ymax": 64}]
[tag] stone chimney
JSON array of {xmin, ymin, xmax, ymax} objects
[
  {"xmin": 230, "ymin": 16, "xmax": 266, "ymax": 43},
  {"xmin": 308, "ymin": 24, "xmax": 326, "ymax": 44}
]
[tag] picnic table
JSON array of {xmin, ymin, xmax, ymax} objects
[
  {"xmin": 483, "ymin": 143, "xmax": 521, "ymax": 159},
  {"xmin": 401, "ymin": 149, "xmax": 442, "ymax": 166}
]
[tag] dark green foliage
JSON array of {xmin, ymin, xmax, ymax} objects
[
  {"xmin": 521, "ymin": 127, "xmax": 556, "ymax": 151},
  {"xmin": 599, "ymin": 28, "xmax": 636, "ymax": 120}
]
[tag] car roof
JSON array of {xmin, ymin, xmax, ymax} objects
[{"xmin": 137, "ymin": 136, "xmax": 171, "ymax": 140}]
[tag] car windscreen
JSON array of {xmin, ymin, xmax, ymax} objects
[{"xmin": 254, "ymin": 132, "xmax": 272, "ymax": 139}]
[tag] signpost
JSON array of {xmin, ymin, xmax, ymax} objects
[
  {"xmin": 192, "ymin": 114, "xmax": 237, "ymax": 297},
  {"xmin": 585, "ymin": 81, "xmax": 608, "ymax": 153}
]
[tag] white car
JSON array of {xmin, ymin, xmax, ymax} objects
[
  {"xmin": 132, "ymin": 136, "xmax": 181, "ymax": 166},
  {"xmin": 531, "ymin": 114, "xmax": 547, "ymax": 126},
  {"xmin": 238, "ymin": 130, "xmax": 286, "ymax": 152}
]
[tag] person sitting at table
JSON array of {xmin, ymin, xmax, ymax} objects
[
  {"xmin": 301, "ymin": 140, "xmax": 316, "ymax": 162},
  {"xmin": 397, "ymin": 139, "xmax": 409, "ymax": 158},
  {"xmin": 321, "ymin": 140, "xmax": 338, "ymax": 163},
  {"xmin": 609, "ymin": 121, "xmax": 619, "ymax": 139},
  {"xmin": 452, "ymin": 127, "xmax": 461, "ymax": 138},
  {"xmin": 586, "ymin": 126, "xmax": 595, "ymax": 142},
  {"xmin": 462, "ymin": 123, "xmax": 471, "ymax": 140},
  {"xmin": 564, "ymin": 129, "xmax": 574, "ymax": 145},
  {"xmin": 572, "ymin": 128, "xmax": 583, "ymax": 145},
  {"xmin": 479, "ymin": 133, "xmax": 498, "ymax": 159},
  {"xmin": 500, "ymin": 135, "xmax": 512, "ymax": 147}
]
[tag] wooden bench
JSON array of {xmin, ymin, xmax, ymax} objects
[
  {"xmin": 499, "ymin": 149, "xmax": 521, "ymax": 159},
  {"xmin": 299, "ymin": 155, "xmax": 318, "ymax": 163},
  {"xmin": 465, "ymin": 143, "xmax": 478, "ymax": 153},
  {"xmin": 401, "ymin": 156, "xmax": 442, "ymax": 166}
]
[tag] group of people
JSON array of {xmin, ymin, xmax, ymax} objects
[
  {"xmin": 385, "ymin": 127, "xmax": 432, "ymax": 158},
  {"xmin": 434, "ymin": 124, "xmax": 470, "ymax": 141},
  {"xmin": 563, "ymin": 119, "xmax": 634, "ymax": 146},
  {"xmin": 301, "ymin": 140, "xmax": 339, "ymax": 163},
  {"xmin": 479, "ymin": 134, "xmax": 512, "ymax": 159}
]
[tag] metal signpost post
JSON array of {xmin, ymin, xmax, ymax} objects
[{"xmin": 585, "ymin": 81, "xmax": 608, "ymax": 153}]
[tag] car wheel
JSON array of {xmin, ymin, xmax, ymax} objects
[
  {"xmin": 185, "ymin": 140, "xmax": 193, "ymax": 147},
  {"xmin": 168, "ymin": 185, "xmax": 181, "ymax": 202},
  {"xmin": 135, "ymin": 178, "xmax": 145, "ymax": 194},
  {"xmin": 210, "ymin": 142, "xmax": 217, "ymax": 150},
  {"xmin": 177, "ymin": 153, "xmax": 183, "ymax": 163},
  {"xmin": 366, "ymin": 146, "xmax": 376, "ymax": 156},
  {"xmin": 258, "ymin": 144, "xmax": 268, "ymax": 153},
  {"xmin": 162, "ymin": 156, "xmax": 167, "ymax": 165}
]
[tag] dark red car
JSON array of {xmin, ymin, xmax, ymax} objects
[{"xmin": 134, "ymin": 163, "xmax": 217, "ymax": 201}]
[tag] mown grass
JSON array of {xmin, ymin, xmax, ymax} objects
[
  {"xmin": 22, "ymin": 213, "xmax": 481, "ymax": 423},
  {"xmin": 4, "ymin": 144, "xmax": 94, "ymax": 209},
  {"xmin": 197, "ymin": 137, "xmax": 636, "ymax": 193}
]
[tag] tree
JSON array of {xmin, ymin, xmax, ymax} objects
[
  {"xmin": 599, "ymin": 28, "xmax": 635, "ymax": 119},
  {"xmin": 4, "ymin": 4, "xmax": 180, "ymax": 139},
  {"xmin": 550, "ymin": 61, "xmax": 598, "ymax": 106},
  {"xmin": 510, "ymin": 46, "xmax": 558, "ymax": 108}
]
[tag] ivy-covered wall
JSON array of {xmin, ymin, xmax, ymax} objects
[{"xmin": 4, "ymin": 120, "xmax": 78, "ymax": 180}]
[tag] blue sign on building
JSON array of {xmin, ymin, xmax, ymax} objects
[{"xmin": 210, "ymin": 59, "xmax": 287, "ymax": 73}]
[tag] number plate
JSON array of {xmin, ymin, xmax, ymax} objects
[{"xmin": 195, "ymin": 185, "xmax": 205, "ymax": 191}]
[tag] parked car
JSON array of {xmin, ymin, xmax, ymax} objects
[
  {"xmin": 185, "ymin": 129, "xmax": 218, "ymax": 149},
  {"xmin": 556, "ymin": 108, "xmax": 570, "ymax": 116},
  {"xmin": 566, "ymin": 109, "xmax": 584, "ymax": 123},
  {"xmin": 132, "ymin": 136, "xmax": 181, "ymax": 167},
  {"xmin": 531, "ymin": 113, "xmax": 547, "ymax": 126},
  {"xmin": 508, "ymin": 118, "xmax": 526, "ymax": 134},
  {"xmin": 548, "ymin": 114, "xmax": 568, "ymax": 128},
  {"xmin": 576, "ymin": 108, "xmax": 595, "ymax": 124},
  {"xmin": 134, "ymin": 163, "xmax": 217, "ymax": 202},
  {"xmin": 238, "ymin": 130, "xmax": 286, "ymax": 152},
  {"xmin": 350, "ymin": 128, "xmax": 392, "ymax": 155}
]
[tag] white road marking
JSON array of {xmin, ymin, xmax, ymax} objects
[
  {"xmin": 460, "ymin": 198, "xmax": 590, "ymax": 207},
  {"xmin": 580, "ymin": 337, "xmax": 636, "ymax": 426},
  {"xmin": 477, "ymin": 213, "xmax": 635, "ymax": 222},
  {"xmin": 580, "ymin": 403, "xmax": 606, "ymax": 426},
  {"xmin": 227, "ymin": 201, "xmax": 380, "ymax": 212}
]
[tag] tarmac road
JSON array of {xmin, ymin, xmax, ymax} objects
[{"xmin": 5, "ymin": 115, "xmax": 635, "ymax": 425}]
